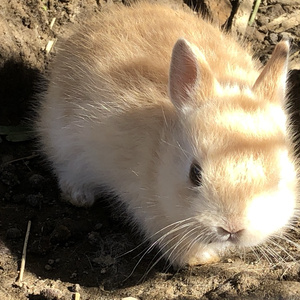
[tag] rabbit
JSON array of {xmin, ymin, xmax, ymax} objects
[{"xmin": 37, "ymin": 2, "xmax": 298, "ymax": 268}]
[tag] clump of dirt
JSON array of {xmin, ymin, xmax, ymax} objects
[{"xmin": 0, "ymin": 0, "xmax": 300, "ymax": 300}]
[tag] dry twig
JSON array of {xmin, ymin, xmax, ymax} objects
[
  {"xmin": 17, "ymin": 220, "xmax": 31, "ymax": 284},
  {"xmin": 73, "ymin": 292, "xmax": 80, "ymax": 300}
]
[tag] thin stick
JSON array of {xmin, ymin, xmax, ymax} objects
[
  {"xmin": 74, "ymin": 292, "xmax": 80, "ymax": 300},
  {"xmin": 46, "ymin": 40, "xmax": 55, "ymax": 54},
  {"xmin": 2, "ymin": 154, "xmax": 39, "ymax": 166},
  {"xmin": 248, "ymin": 0, "xmax": 261, "ymax": 26},
  {"xmin": 49, "ymin": 17, "xmax": 56, "ymax": 30},
  {"xmin": 17, "ymin": 220, "xmax": 31, "ymax": 283}
]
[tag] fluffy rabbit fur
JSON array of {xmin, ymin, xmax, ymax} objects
[{"xmin": 38, "ymin": 2, "xmax": 298, "ymax": 267}]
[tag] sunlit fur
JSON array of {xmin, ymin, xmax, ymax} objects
[{"xmin": 37, "ymin": 2, "xmax": 299, "ymax": 268}]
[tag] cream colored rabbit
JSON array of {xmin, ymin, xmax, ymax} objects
[{"xmin": 38, "ymin": 2, "xmax": 298, "ymax": 267}]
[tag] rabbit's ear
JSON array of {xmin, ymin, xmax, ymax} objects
[
  {"xmin": 252, "ymin": 41, "xmax": 289, "ymax": 105},
  {"xmin": 168, "ymin": 38, "xmax": 217, "ymax": 110}
]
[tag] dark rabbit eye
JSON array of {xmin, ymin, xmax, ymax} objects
[{"xmin": 189, "ymin": 162, "xmax": 202, "ymax": 186}]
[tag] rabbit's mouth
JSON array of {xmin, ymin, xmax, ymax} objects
[
  {"xmin": 214, "ymin": 226, "xmax": 245, "ymax": 244},
  {"xmin": 204, "ymin": 229, "xmax": 243, "ymax": 247}
]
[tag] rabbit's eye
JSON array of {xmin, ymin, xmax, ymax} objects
[{"xmin": 189, "ymin": 162, "xmax": 202, "ymax": 186}]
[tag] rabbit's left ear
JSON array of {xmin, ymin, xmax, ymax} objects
[
  {"xmin": 252, "ymin": 41, "xmax": 289, "ymax": 104},
  {"xmin": 168, "ymin": 38, "xmax": 219, "ymax": 110},
  {"xmin": 168, "ymin": 38, "xmax": 199, "ymax": 109}
]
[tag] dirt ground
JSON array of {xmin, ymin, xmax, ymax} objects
[{"xmin": 1, "ymin": 0, "xmax": 300, "ymax": 299}]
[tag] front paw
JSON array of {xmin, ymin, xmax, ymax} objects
[
  {"xmin": 188, "ymin": 248, "xmax": 220, "ymax": 266},
  {"xmin": 60, "ymin": 184, "xmax": 95, "ymax": 207}
]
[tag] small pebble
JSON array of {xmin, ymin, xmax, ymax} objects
[
  {"xmin": 50, "ymin": 225, "xmax": 71, "ymax": 243},
  {"xmin": 45, "ymin": 264, "xmax": 52, "ymax": 271},
  {"xmin": 269, "ymin": 32, "xmax": 278, "ymax": 44},
  {"xmin": 70, "ymin": 283, "xmax": 81, "ymax": 292},
  {"xmin": 94, "ymin": 223, "xmax": 103, "ymax": 231},
  {"xmin": 1, "ymin": 170, "xmax": 20, "ymax": 186},
  {"xmin": 40, "ymin": 288, "xmax": 63, "ymax": 300},
  {"xmin": 6, "ymin": 228, "xmax": 21, "ymax": 240},
  {"xmin": 12, "ymin": 194, "xmax": 24, "ymax": 203},
  {"xmin": 256, "ymin": 15, "xmax": 269, "ymax": 27},
  {"xmin": 253, "ymin": 30, "xmax": 265, "ymax": 42},
  {"xmin": 29, "ymin": 174, "xmax": 46, "ymax": 187},
  {"xmin": 279, "ymin": 32, "xmax": 292, "ymax": 41},
  {"xmin": 92, "ymin": 255, "xmax": 115, "ymax": 267},
  {"xmin": 88, "ymin": 231, "xmax": 100, "ymax": 244},
  {"xmin": 26, "ymin": 194, "xmax": 43, "ymax": 207},
  {"xmin": 70, "ymin": 272, "xmax": 77, "ymax": 279},
  {"xmin": 48, "ymin": 259, "xmax": 55, "ymax": 265}
]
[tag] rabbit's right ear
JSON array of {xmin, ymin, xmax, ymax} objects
[
  {"xmin": 252, "ymin": 41, "xmax": 289, "ymax": 105},
  {"xmin": 168, "ymin": 38, "xmax": 218, "ymax": 110}
]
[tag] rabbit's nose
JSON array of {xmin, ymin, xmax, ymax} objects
[{"xmin": 216, "ymin": 226, "xmax": 245, "ymax": 243}]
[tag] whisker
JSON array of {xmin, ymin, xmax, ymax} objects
[
  {"xmin": 160, "ymin": 138, "xmax": 193, "ymax": 159},
  {"xmin": 121, "ymin": 218, "xmax": 198, "ymax": 281},
  {"xmin": 140, "ymin": 223, "xmax": 200, "ymax": 281},
  {"xmin": 253, "ymin": 244, "xmax": 274, "ymax": 264},
  {"xmin": 267, "ymin": 238, "xmax": 295, "ymax": 263},
  {"xmin": 139, "ymin": 233, "xmax": 185, "ymax": 282},
  {"xmin": 165, "ymin": 227, "xmax": 199, "ymax": 267},
  {"xmin": 134, "ymin": 224, "xmax": 196, "ymax": 281},
  {"xmin": 116, "ymin": 217, "xmax": 195, "ymax": 259}
]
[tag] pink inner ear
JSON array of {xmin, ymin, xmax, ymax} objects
[{"xmin": 168, "ymin": 38, "xmax": 199, "ymax": 109}]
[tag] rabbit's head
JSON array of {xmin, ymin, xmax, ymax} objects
[{"xmin": 153, "ymin": 39, "xmax": 297, "ymax": 266}]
